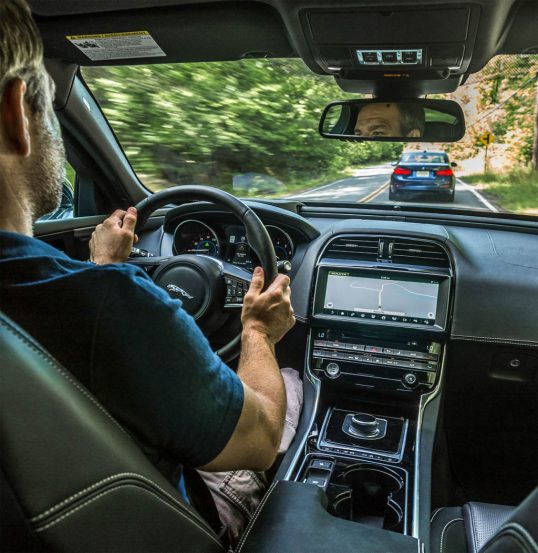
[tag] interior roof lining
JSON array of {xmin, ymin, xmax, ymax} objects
[
  {"xmin": 31, "ymin": 0, "xmax": 537, "ymax": 95},
  {"xmin": 29, "ymin": 0, "xmax": 222, "ymax": 17}
]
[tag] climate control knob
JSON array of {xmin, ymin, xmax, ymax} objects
[
  {"xmin": 402, "ymin": 372, "xmax": 419, "ymax": 389},
  {"xmin": 325, "ymin": 363, "xmax": 341, "ymax": 378}
]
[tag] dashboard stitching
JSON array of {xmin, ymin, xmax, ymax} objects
[{"xmin": 451, "ymin": 335, "xmax": 538, "ymax": 347}]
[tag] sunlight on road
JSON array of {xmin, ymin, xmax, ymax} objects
[
  {"xmin": 352, "ymin": 164, "xmax": 394, "ymax": 177},
  {"xmin": 293, "ymin": 185, "xmax": 372, "ymax": 199},
  {"xmin": 290, "ymin": 164, "xmax": 394, "ymax": 199}
]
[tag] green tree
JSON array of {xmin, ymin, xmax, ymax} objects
[{"xmin": 84, "ymin": 60, "xmax": 402, "ymax": 193}]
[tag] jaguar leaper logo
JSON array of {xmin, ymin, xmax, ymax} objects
[{"xmin": 166, "ymin": 284, "xmax": 194, "ymax": 300}]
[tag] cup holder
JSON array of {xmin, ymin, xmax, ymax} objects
[{"xmin": 329, "ymin": 464, "xmax": 404, "ymax": 531}]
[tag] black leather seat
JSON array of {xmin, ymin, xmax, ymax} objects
[
  {"xmin": 0, "ymin": 311, "xmax": 224, "ymax": 552},
  {"xmin": 431, "ymin": 488, "xmax": 538, "ymax": 553}
]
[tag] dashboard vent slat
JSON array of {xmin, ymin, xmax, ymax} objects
[
  {"xmin": 322, "ymin": 235, "xmax": 449, "ymax": 268},
  {"xmin": 390, "ymin": 240, "xmax": 449, "ymax": 267},
  {"xmin": 324, "ymin": 237, "xmax": 381, "ymax": 260}
]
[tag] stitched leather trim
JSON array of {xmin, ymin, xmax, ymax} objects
[
  {"xmin": 430, "ymin": 508, "xmax": 443, "ymax": 523},
  {"xmin": 482, "ymin": 523, "xmax": 538, "ymax": 553},
  {"xmin": 235, "ymin": 482, "xmax": 278, "ymax": 553},
  {"xmin": 440, "ymin": 518, "xmax": 464, "ymax": 553},
  {"xmin": 451, "ymin": 335, "xmax": 538, "ymax": 348},
  {"xmin": 0, "ymin": 318, "xmax": 128, "ymax": 435},
  {"xmin": 33, "ymin": 483, "xmax": 224, "ymax": 549},
  {"xmin": 30, "ymin": 473, "xmax": 201, "ymax": 526}
]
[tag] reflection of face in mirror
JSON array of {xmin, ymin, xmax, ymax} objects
[{"xmin": 354, "ymin": 102, "xmax": 425, "ymax": 138}]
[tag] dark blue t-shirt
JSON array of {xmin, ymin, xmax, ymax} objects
[{"xmin": 0, "ymin": 231, "xmax": 244, "ymax": 472}]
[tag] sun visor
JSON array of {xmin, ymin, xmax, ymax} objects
[{"xmin": 34, "ymin": 3, "xmax": 295, "ymax": 65}]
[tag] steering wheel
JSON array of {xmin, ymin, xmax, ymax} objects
[{"xmin": 130, "ymin": 186, "xmax": 278, "ymax": 362}]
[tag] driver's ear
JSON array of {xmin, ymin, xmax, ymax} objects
[
  {"xmin": 0, "ymin": 78, "xmax": 31, "ymax": 158},
  {"xmin": 407, "ymin": 129, "xmax": 421, "ymax": 138}
]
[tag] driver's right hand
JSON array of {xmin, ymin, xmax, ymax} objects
[{"xmin": 241, "ymin": 267, "xmax": 295, "ymax": 344}]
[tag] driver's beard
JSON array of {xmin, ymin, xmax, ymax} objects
[{"xmin": 25, "ymin": 111, "xmax": 66, "ymax": 221}]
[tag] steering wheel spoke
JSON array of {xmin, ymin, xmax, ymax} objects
[{"xmin": 125, "ymin": 255, "xmax": 172, "ymax": 276}]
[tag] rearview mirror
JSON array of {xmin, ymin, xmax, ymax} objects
[{"xmin": 319, "ymin": 99, "xmax": 465, "ymax": 142}]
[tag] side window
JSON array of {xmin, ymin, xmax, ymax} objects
[{"xmin": 38, "ymin": 161, "xmax": 76, "ymax": 221}]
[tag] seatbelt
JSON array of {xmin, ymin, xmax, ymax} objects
[
  {"xmin": 0, "ymin": 466, "xmax": 44, "ymax": 552},
  {"xmin": 182, "ymin": 467, "xmax": 229, "ymax": 546}
]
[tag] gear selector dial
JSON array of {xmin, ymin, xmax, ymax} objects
[{"xmin": 349, "ymin": 413, "xmax": 380, "ymax": 438}]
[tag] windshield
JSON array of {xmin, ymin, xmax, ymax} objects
[{"xmin": 83, "ymin": 55, "xmax": 538, "ymax": 217}]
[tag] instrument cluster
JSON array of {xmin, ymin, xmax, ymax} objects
[{"xmin": 173, "ymin": 219, "xmax": 294, "ymax": 271}]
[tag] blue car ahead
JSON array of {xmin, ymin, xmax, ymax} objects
[{"xmin": 389, "ymin": 150, "xmax": 457, "ymax": 202}]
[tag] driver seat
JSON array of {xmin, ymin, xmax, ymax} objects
[{"xmin": 0, "ymin": 311, "xmax": 224, "ymax": 553}]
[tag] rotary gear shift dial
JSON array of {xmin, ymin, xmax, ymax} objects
[{"xmin": 349, "ymin": 413, "xmax": 380, "ymax": 438}]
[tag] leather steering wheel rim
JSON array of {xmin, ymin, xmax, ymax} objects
[{"xmin": 134, "ymin": 185, "xmax": 278, "ymax": 361}]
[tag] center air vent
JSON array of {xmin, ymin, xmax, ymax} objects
[
  {"xmin": 389, "ymin": 239, "xmax": 449, "ymax": 267},
  {"xmin": 323, "ymin": 236, "xmax": 382, "ymax": 260},
  {"xmin": 322, "ymin": 235, "xmax": 449, "ymax": 268}
]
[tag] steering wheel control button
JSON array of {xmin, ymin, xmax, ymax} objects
[
  {"xmin": 325, "ymin": 362, "xmax": 341, "ymax": 378},
  {"xmin": 224, "ymin": 277, "xmax": 249, "ymax": 306}
]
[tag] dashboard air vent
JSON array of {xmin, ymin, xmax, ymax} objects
[
  {"xmin": 323, "ymin": 236, "xmax": 381, "ymax": 260},
  {"xmin": 389, "ymin": 240, "xmax": 449, "ymax": 268},
  {"xmin": 322, "ymin": 235, "xmax": 450, "ymax": 268}
]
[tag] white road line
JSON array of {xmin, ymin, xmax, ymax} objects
[{"xmin": 457, "ymin": 178, "xmax": 498, "ymax": 212}]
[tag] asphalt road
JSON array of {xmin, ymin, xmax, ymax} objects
[{"xmin": 289, "ymin": 164, "xmax": 498, "ymax": 212}]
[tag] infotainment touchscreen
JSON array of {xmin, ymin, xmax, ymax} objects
[{"xmin": 314, "ymin": 268, "xmax": 449, "ymax": 328}]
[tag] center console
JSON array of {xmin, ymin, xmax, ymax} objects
[{"xmin": 283, "ymin": 235, "xmax": 452, "ymax": 543}]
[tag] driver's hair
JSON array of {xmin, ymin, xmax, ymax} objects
[
  {"xmin": 0, "ymin": 0, "xmax": 46, "ymax": 114},
  {"xmin": 397, "ymin": 103, "xmax": 425, "ymax": 136}
]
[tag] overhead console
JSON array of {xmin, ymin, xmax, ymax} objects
[{"xmin": 300, "ymin": 3, "xmax": 480, "ymax": 94}]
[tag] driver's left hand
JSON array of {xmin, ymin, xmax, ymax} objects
[{"xmin": 89, "ymin": 207, "xmax": 138, "ymax": 265}]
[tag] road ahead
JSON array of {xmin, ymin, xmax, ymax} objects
[{"xmin": 289, "ymin": 164, "xmax": 497, "ymax": 212}]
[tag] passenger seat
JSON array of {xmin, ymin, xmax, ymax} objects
[{"xmin": 430, "ymin": 487, "xmax": 537, "ymax": 553}]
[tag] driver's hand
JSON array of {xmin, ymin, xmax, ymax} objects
[
  {"xmin": 241, "ymin": 267, "xmax": 295, "ymax": 344},
  {"xmin": 89, "ymin": 207, "xmax": 138, "ymax": 265}
]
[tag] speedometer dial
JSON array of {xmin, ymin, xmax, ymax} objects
[
  {"xmin": 173, "ymin": 220, "xmax": 220, "ymax": 257},
  {"xmin": 267, "ymin": 226, "xmax": 294, "ymax": 261}
]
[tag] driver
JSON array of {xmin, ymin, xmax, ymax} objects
[
  {"xmin": 0, "ymin": 0, "xmax": 299, "ymax": 545},
  {"xmin": 354, "ymin": 102, "xmax": 425, "ymax": 137}
]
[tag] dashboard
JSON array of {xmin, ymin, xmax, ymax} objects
[
  {"xmin": 172, "ymin": 219, "xmax": 294, "ymax": 270},
  {"xmin": 134, "ymin": 200, "xmax": 538, "ymax": 348}
]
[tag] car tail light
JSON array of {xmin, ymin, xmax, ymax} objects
[
  {"xmin": 436, "ymin": 168, "xmax": 453, "ymax": 176},
  {"xmin": 393, "ymin": 167, "xmax": 412, "ymax": 175}
]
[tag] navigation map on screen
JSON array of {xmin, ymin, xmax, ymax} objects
[{"xmin": 323, "ymin": 272, "xmax": 439, "ymax": 324}]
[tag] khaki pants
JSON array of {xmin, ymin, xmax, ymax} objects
[{"xmin": 198, "ymin": 368, "xmax": 303, "ymax": 545}]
